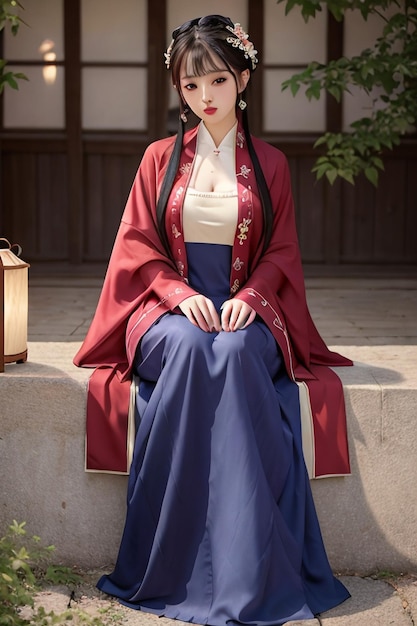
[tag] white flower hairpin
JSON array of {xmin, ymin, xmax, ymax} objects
[{"xmin": 225, "ymin": 23, "xmax": 258, "ymax": 71}]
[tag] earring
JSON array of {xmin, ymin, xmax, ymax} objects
[
  {"xmin": 180, "ymin": 107, "xmax": 189, "ymax": 123},
  {"xmin": 238, "ymin": 98, "xmax": 247, "ymax": 111}
]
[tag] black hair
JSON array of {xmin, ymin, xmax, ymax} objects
[{"xmin": 156, "ymin": 15, "xmax": 273, "ymax": 258}]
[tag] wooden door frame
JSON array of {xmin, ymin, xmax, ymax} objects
[{"xmin": 64, "ymin": 1, "xmax": 82, "ymax": 263}]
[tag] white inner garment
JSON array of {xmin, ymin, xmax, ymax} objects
[{"xmin": 183, "ymin": 123, "xmax": 238, "ymax": 246}]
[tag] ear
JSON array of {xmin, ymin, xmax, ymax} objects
[{"xmin": 238, "ymin": 69, "xmax": 250, "ymax": 94}]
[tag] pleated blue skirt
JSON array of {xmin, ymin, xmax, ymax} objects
[{"xmin": 97, "ymin": 243, "xmax": 350, "ymax": 625}]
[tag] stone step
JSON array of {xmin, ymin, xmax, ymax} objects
[{"xmin": 1, "ymin": 341, "xmax": 416, "ymax": 574}]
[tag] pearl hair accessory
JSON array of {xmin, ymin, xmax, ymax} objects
[{"xmin": 164, "ymin": 39, "xmax": 174, "ymax": 68}]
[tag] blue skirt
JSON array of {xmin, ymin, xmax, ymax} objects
[{"xmin": 97, "ymin": 243, "xmax": 350, "ymax": 625}]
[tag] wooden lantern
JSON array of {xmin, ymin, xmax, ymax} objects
[{"xmin": 0, "ymin": 239, "xmax": 30, "ymax": 373}]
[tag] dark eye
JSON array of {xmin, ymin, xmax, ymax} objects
[
  {"xmin": 184, "ymin": 83, "xmax": 197, "ymax": 90},
  {"xmin": 214, "ymin": 77, "xmax": 226, "ymax": 84}
]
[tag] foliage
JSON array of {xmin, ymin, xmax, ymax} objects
[
  {"xmin": 0, "ymin": 0, "xmax": 27, "ymax": 93},
  {"xmin": 0, "ymin": 520, "xmax": 115, "ymax": 626},
  {"xmin": 278, "ymin": 0, "xmax": 417, "ymax": 185}
]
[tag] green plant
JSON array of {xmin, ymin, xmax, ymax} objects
[
  {"xmin": 0, "ymin": 520, "xmax": 117, "ymax": 626},
  {"xmin": 279, "ymin": 0, "xmax": 417, "ymax": 185},
  {"xmin": 0, "ymin": 0, "xmax": 28, "ymax": 93}
]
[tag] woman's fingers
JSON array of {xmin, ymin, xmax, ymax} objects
[
  {"xmin": 178, "ymin": 295, "xmax": 221, "ymax": 332},
  {"xmin": 221, "ymin": 299, "xmax": 256, "ymax": 332},
  {"xmin": 179, "ymin": 297, "xmax": 255, "ymax": 333},
  {"xmin": 240, "ymin": 308, "xmax": 257, "ymax": 329}
]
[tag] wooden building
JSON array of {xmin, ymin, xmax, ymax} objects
[{"xmin": 0, "ymin": 0, "xmax": 416, "ymax": 272}]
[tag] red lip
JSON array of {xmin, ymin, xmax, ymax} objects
[{"xmin": 204, "ymin": 107, "xmax": 217, "ymax": 115}]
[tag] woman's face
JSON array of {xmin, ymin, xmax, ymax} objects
[{"xmin": 179, "ymin": 52, "xmax": 249, "ymax": 139}]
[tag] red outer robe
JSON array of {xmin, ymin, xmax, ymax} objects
[{"xmin": 74, "ymin": 120, "xmax": 352, "ymax": 478}]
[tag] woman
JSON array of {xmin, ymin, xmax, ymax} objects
[{"xmin": 74, "ymin": 15, "xmax": 352, "ymax": 625}]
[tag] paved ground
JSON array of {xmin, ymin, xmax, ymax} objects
[
  {"xmin": 23, "ymin": 273, "xmax": 417, "ymax": 625},
  {"xmin": 25, "ymin": 571, "xmax": 417, "ymax": 625}
]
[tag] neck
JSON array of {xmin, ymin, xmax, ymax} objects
[{"xmin": 204, "ymin": 115, "xmax": 237, "ymax": 148}]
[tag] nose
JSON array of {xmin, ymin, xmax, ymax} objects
[{"xmin": 201, "ymin": 86, "xmax": 212, "ymax": 104}]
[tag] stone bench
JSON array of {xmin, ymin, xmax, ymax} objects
[{"xmin": 1, "ymin": 341, "xmax": 416, "ymax": 574}]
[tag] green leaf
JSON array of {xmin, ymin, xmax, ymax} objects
[
  {"xmin": 1, "ymin": 573, "xmax": 13, "ymax": 582},
  {"xmin": 313, "ymin": 136, "xmax": 328, "ymax": 148},
  {"xmin": 339, "ymin": 170, "xmax": 355, "ymax": 185},
  {"xmin": 282, "ymin": 0, "xmax": 298, "ymax": 16},
  {"xmin": 314, "ymin": 163, "xmax": 332, "ymax": 180},
  {"xmin": 44, "ymin": 565, "xmax": 83, "ymax": 585},
  {"xmin": 281, "ymin": 76, "xmax": 301, "ymax": 97},
  {"xmin": 372, "ymin": 157, "xmax": 385, "ymax": 170},
  {"xmin": 379, "ymin": 135, "xmax": 391, "ymax": 148},
  {"xmin": 327, "ymin": 134, "xmax": 341, "ymax": 150},
  {"xmin": 325, "ymin": 169, "xmax": 338, "ymax": 185},
  {"xmin": 300, "ymin": 1, "xmax": 322, "ymax": 22},
  {"xmin": 15, "ymin": 546, "xmax": 30, "ymax": 560},
  {"xmin": 327, "ymin": 0, "xmax": 345, "ymax": 22},
  {"xmin": 360, "ymin": 63, "xmax": 375, "ymax": 80},
  {"xmin": 290, "ymin": 81, "xmax": 300, "ymax": 97},
  {"xmin": 306, "ymin": 79, "xmax": 322, "ymax": 100},
  {"xmin": 6, "ymin": 75, "xmax": 19, "ymax": 89},
  {"xmin": 327, "ymin": 85, "xmax": 342, "ymax": 101},
  {"xmin": 364, "ymin": 167, "xmax": 379, "ymax": 186},
  {"xmin": 9, "ymin": 521, "xmax": 26, "ymax": 536}
]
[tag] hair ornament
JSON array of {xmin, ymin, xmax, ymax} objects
[
  {"xmin": 164, "ymin": 39, "xmax": 174, "ymax": 68},
  {"xmin": 225, "ymin": 23, "xmax": 258, "ymax": 71}
]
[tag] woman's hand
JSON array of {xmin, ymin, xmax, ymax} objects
[
  {"xmin": 178, "ymin": 295, "xmax": 221, "ymax": 332},
  {"xmin": 221, "ymin": 299, "xmax": 256, "ymax": 332}
]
